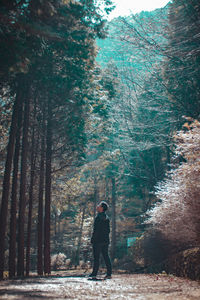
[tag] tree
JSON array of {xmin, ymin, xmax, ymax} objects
[
  {"xmin": 8, "ymin": 90, "xmax": 23, "ymax": 278},
  {"xmin": 26, "ymin": 107, "xmax": 37, "ymax": 276},
  {"xmin": 0, "ymin": 0, "xmax": 114, "ymax": 279},
  {"xmin": 0, "ymin": 75, "xmax": 25, "ymax": 279},
  {"xmin": 146, "ymin": 119, "xmax": 200, "ymax": 248},
  {"xmin": 164, "ymin": 0, "xmax": 200, "ymax": 120},
  {"xmin": 97, "ymin": 7, "xmax": 174, "ymax": 217}
]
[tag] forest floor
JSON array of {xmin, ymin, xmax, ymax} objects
[{"xmin": 0, "ymin": 270, "xmax": 200, "ymax": 299}]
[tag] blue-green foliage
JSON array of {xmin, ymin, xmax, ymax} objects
[{"xmin": 95, "ymin": 5, "xmax": 173, "ymax": 218}]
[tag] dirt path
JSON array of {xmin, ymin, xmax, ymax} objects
[{"xmin": 0, "ymin": 273, "xmax": 200, "ymax": 299}]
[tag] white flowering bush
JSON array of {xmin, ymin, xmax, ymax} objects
[
  {"xmin": 146, "ymin": 119, "xmax": 200, "ymax": 246},
  {"xmin": 51, "ymin": 253, "xmax": 67, "ymax": 270}
]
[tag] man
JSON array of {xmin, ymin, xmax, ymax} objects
[{"xmin": 89, "ymin": 201, "xmax": 112, "ymax": 279}]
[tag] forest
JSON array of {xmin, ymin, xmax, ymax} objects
[{"xmin": 0, "ymin": 0, "xmax": 200, "ymax": 282}]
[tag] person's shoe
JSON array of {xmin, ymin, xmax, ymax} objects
[
  {"xmin": 104, "ymin": 275, "xmax": 112, "ymax": 279},
  {"xmin": 88, "ymin": 274, "xmax": 97, "ymax": 280}
]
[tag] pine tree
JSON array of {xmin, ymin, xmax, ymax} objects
[{"xmin": 0, "ymin": 0, "xmax": 114, "ymax": 279}]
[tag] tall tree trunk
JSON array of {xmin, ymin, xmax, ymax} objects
[
  {"xmin": 75, "ymin": 204, "xmax": 86, "ymax": 266},
  {"xmin": 53, "ymin": 206, "xmax": 57, "ymax": 251},
  {"xmin": 8, "ymin": 99, "xmax": 23, "ymax": 278},
  {"xmin": 17, "ymin": 90, "xmax": 30, "ymax": 277},
  {"xmin": 26, "ymin": 103, "xmax": 37, "ymax": 276},
  {"xmin": 89, "ymin": 177, "xmax": 98, "ymax": 242},
  {"xmin": 111, "ymin": 177, "xmax": 116, "ymax": 261},
  {"xmin": 58, "ymin": 216, "xmax": 61, "ymax": 246},
  {"xmin": 37, "ymin": 115, "xmax": 45, "ymax": 276},
  {"xmin": 44, "ymin": 100, "xmax": 52, "ymax": 275},
  {"xmin": 105, "ymin": 176, "xmax": 110, "ymax": 202},
  {"xmin": 93, "ymin": 176, "xmax": 98, "ymax": 222},
  {"xmin": 166, "ymin": 145, "xmax": 171, "ymax": 170},
  {"xmin": 0, "ymin": 79, "xmax": 22, "ymax": 279}
]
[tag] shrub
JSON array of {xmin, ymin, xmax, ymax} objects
[
  {"xmin": 129, "ymin": 230, "xmax": 173, "ymax": 269},
  {"xmin": 145, "ymin": 119, "xmax": 200, "ymax": 247},
  {"xmin": 51, "ymin": 253, "xmax": 67, "ymax": 271}
]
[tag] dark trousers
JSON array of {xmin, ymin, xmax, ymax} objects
[{"xmin": 92, "ymin": 243, "xmax": 112, "ymax": 276}]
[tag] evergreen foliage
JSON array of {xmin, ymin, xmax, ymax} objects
[
  {"xmin": 164, "ymin": 0, "xmax": 200, "ymax": 120},
  {"xmin": 1, "ymin": 0, "xmax": 200, "ymax": 278},
  {"xmin": 0, "ymin": 0, "xmax": 114, "ymax": 278}
]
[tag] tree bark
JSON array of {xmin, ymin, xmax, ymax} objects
[
  {"xmin": 0, "ymin": 78, "xmax": 23, "ymax": 279},
  {"xmin": 166, "ymin": 145, "xmax": 171, "ymax": 170},
  {"xmin": 105, "ymin": 176, "xmax": 110, "ymax": 202},
  {"xmin": 17, "ymin": 88, "xmax": 30, "ymax": 277},
  {"xmin": 37, "ymin": 113, "xmax": 45, "ymax": 276},
  {"xmin": 26, "ymin": 102, "xmax": 37, "ymax": 276},
  {"xmin": 44, "ymin": 99, "xmax": 52, "ymax": 275},
  {"xmin": 93, "ymin": 176, "xmax": 98, "ymax": 222},
  {"xmin": 75, "ymin": 204, "xmax": 86, "ymax": 266},
  {"xmin": 8, "ymin": 98, "xmax": 23, "ymax": 278},
  {"xmin": 111, "ymin": 177, "xmax": 116, "ymax": 261}
]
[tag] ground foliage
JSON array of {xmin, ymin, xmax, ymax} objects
[{"xmin": 0, "ymin": 273, "xmax": 200, "ymax": 299}]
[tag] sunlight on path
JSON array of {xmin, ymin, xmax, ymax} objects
[{"xmin": 0, "ymin": 274, "xmax": 200, "ymax": 299}]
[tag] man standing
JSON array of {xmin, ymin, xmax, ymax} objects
[{"xmin": 89, "ymin": 201, "xmax": 112, "ymax": 279}]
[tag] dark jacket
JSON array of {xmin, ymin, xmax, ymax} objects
[{"xmin": 91, "ymin": 212, "xmax": 110, "ymax": 244}]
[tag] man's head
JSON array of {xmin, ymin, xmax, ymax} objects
[{"xmin": 97, "ymin": 201, "xmax": 109, "ymax": 213}]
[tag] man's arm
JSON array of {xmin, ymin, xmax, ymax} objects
[
  {"xmin": 91, "ymin": 217, "xmax": 100, "ymax": 244},
  {"xmin": 107, "ymin": 218, "xmax": 110, "ymax": 234}
]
